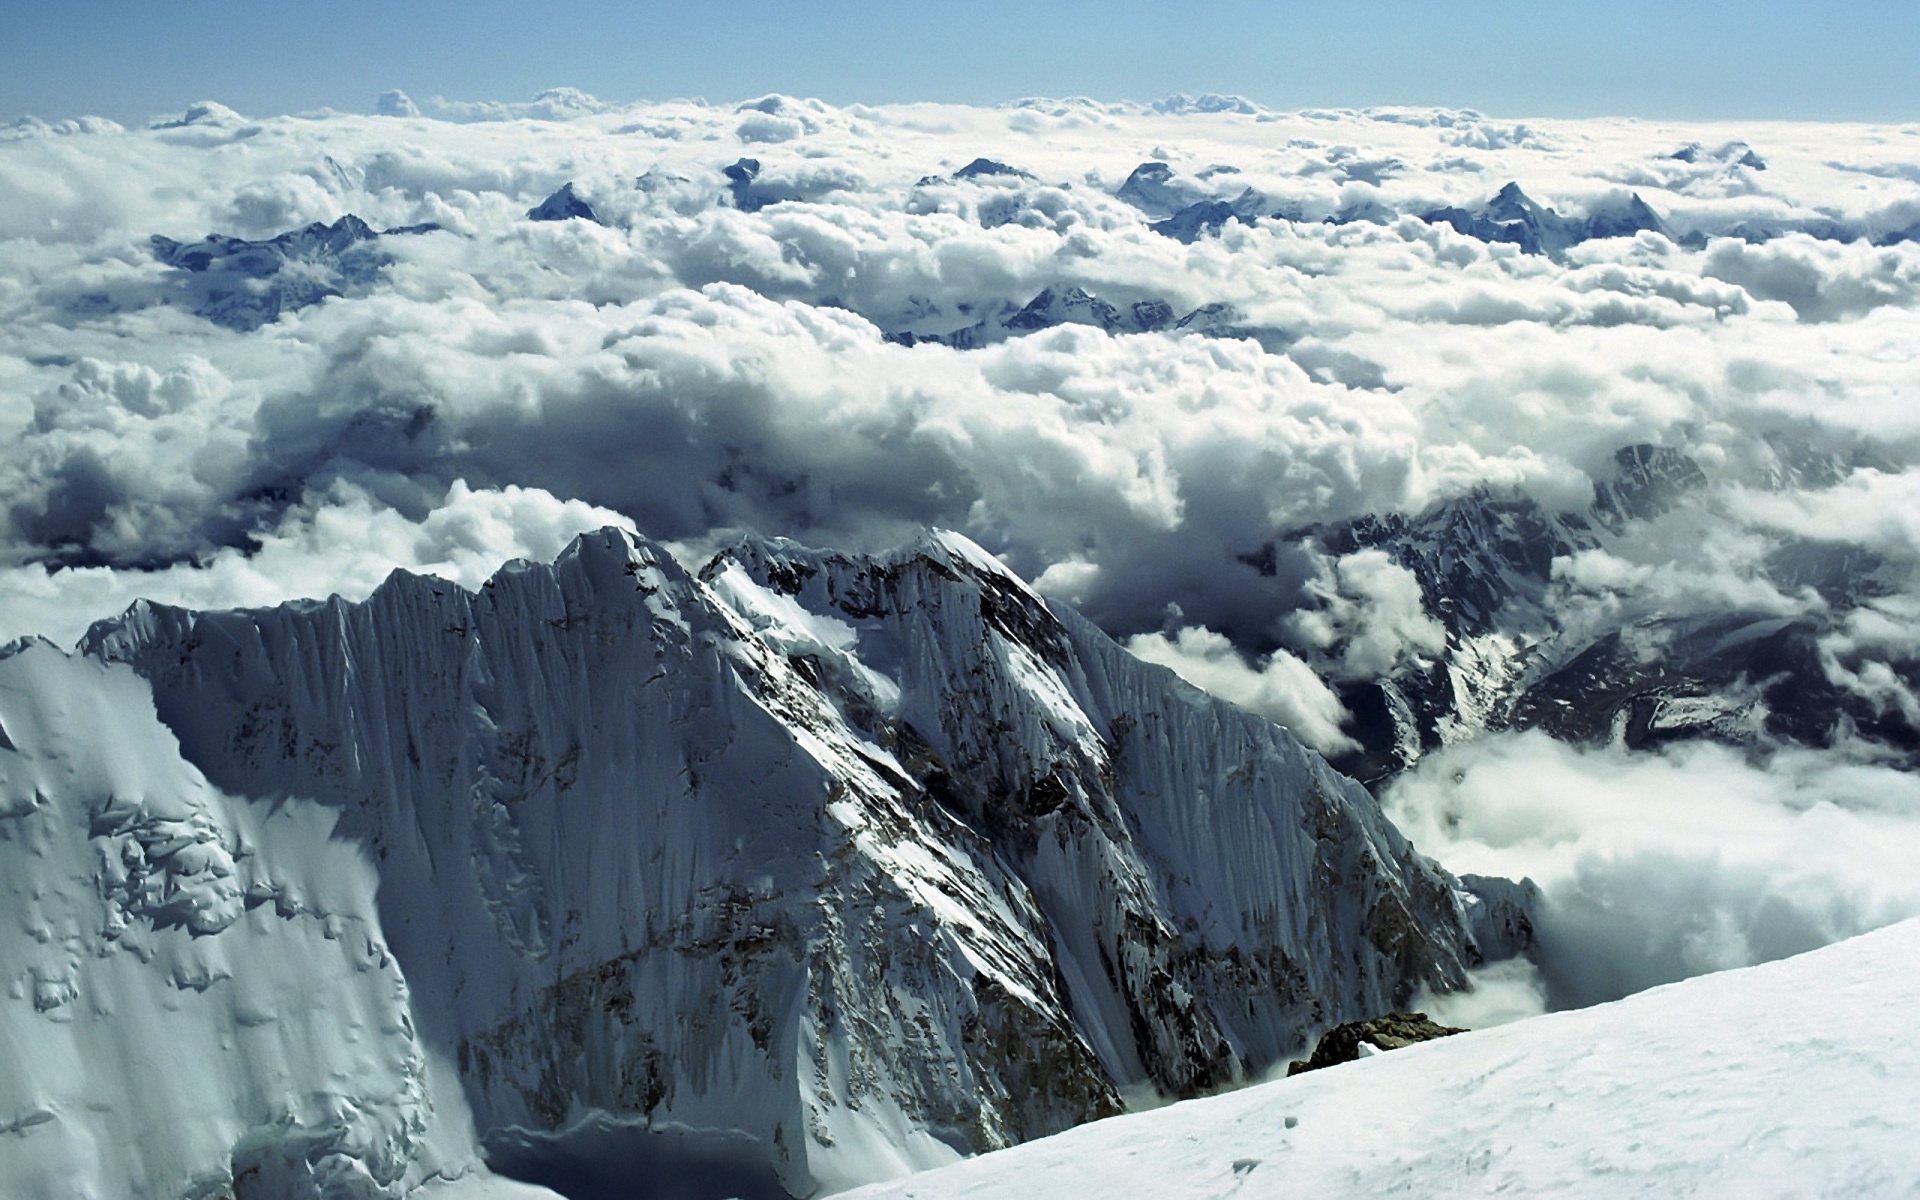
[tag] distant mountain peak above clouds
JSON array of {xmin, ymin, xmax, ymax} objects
[
  {"xmin": 144, "ymin": 213, "xmax": 442, "ymax": 331},
  {"xmin": 952, "ymin": 157, "xmax": 1032, "ymax": 181},
  {"xmin": 1418, "ymin": 182, "xmax": 1669, "ymax": 259},
  {"xmin": 525, "ymin": 181, "xmax": 599, "ymax": 223}
]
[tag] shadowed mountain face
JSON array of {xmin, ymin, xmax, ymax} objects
[
  {"xmin": 883, "ymin": 284, "xmax": 1287, "ymax": 351},
  {"xmin": 149, "ymin": 214, "xmax": 441, "ymax": 331},
  {"xmin": 1258, "ymin": 444, "xmax": 1919, "ymax": 785},
  {"xmin": 75, "ymin": 527, "xmax": 1517, "ymax": 1198},
  {"xmin": 527, "ymin": 182, "xmax": 600, "ymax": 223},
  {"xmin": 1419, "ymin": 183, "xmax": 1669, "ymax": 259}
]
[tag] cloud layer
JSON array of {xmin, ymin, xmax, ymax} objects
[
  {"xmin": 1386, "ymin": 732, "xmax": 1920, "ymax": 1009},
  {"xmin": 5, "ymin": 94, "xmax": 1920, "ymax": 1007}
]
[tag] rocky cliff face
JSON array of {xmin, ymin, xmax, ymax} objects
[{"xmin": 70, "ymin": 528, "xmax": 1512, "ymax": 1198}]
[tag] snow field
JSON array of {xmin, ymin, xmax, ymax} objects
[{"xmin": 841, "ymin": 917, "xmax": 1920, "ymax": 1199}]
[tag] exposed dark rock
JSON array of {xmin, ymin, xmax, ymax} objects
[
  {"xmin": 1148, "ymin": 188, "xmax": 1270, "ymax": 242},
  {"xmin": 1458, "ymin": 875, "xmax": 1540, "ymax": 964},
  {"xmin": 1668, "ymin": 141, "xmax": 1766, "ymax": 171},
  {"xmin": 152, "ymin": 213, "xmax": 378, "ymax": 273},
  {"xmin": 1115, "ymin": 161, "xmax": 1198, "ymax": 219},
  {"xmin": 1286, "ymin": 1012, "xmax": 1467, "ymax": 1076},
  {"xmin": 722, "ymin": 157, "xmax": 822, "ymax": 212},
  {"xmin": 723, "ymin": 158, "xmax": 775, "ymax": 212},
  {"xmin": 1591, "ymin": 444, "xmax": 1707, "ymax": 533},
  {"xmin": 1584, "ymin": 193, "xmax": 1670, "ymax": 241},
  {"xmin": 1251, "ymin": 435, "xmax": 1917, "ymax": 779},
  {"xmin": 884, "ymin": 289, "xmax": 1288, "ymax": 352},
  {"xmin": 1002, "ymin": 285, "xmax": 1170, "ymax": 334},
  {"xmin": 953, "ymin": 157, "xmax": 1031, "ymax": 180},
  {"xmin": 1151, "ymin": 199, "xmax": 1239, "ymax": 242},
  {"xmin": 1422, "ymin": 183, "xmax": 1579, "ymax": 257}
]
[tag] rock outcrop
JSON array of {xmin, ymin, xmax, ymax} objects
[{"xmin": 1286, "ymin": 1012, "xmax": 1468, "ymax": 1076}]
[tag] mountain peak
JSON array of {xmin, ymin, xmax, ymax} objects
[
  {"xmin": 526, "ymin": 181, "xmax": 599, "ymax": 223},
  {"xmin": 953, "ymin": 157, "xmax": 1031, "ymax": 181},
  {"xmin": 67, "ymin": 529, "xmax": 1511, "ymax": 1195}
]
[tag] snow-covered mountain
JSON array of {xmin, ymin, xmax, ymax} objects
[
  {"xmin": 148, "ymin": 215, "xmax": 442, "ymax": 331},
  {"xmin": 1417, "ymin": 182, "xmax": 1670, "ymax": 259},
  {"xmin": 881, "ymin": 285, "xmax": 1288, "ymax": 352},
  {"xmin": 0, "ymin": 640, "xmax": 538, "ymax": 1199},
  {"xmin": 838, "ymin": 916, "xmax": 1920, "ymax": 1200},
  {"xmin": 0, "ymin": 528, "xmax": 1522, "ymax": 1198}
]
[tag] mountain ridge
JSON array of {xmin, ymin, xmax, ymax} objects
[{"xmin": 5, "ymin": 525, "xmax": 1525, "ymax": 1198}]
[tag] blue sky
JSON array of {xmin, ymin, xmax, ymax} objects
[{"xmin": 4, "ymin": 0, "xmax": 1918, "ymax": 123}]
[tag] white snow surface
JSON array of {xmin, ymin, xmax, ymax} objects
[
  {"xmin": 0, "ymin": 639, "xmax": 556, "ymax": 1198},
  {"xmin": 842, "ymin": 917, "xmax": 1920, "ymax": 1200}
]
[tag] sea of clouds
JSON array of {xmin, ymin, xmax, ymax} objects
[{"xmin": 5, "ymin": 89, "xmax": 1919, "ymax": 1016}]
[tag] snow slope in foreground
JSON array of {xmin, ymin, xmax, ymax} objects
[
  {"xmin": 0, "ymin": 640, "xmax": 560, "ymax": 1200},
  {"xmin": 841, "ymin": 918, "xmax": 1920, "ymax": 1199}
]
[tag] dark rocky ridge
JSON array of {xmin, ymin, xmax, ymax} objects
[
  {"xmin": 1287, "ymin": 1011, "xmax": 1469, "ymax": 1076},
  {"xmin": 884, "ymin": 284, "xmax": 1288, "ymax": 351},
  {"xmin": 1420, "ymin": 182, "xmax": 1669, "ymax": 259}
]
